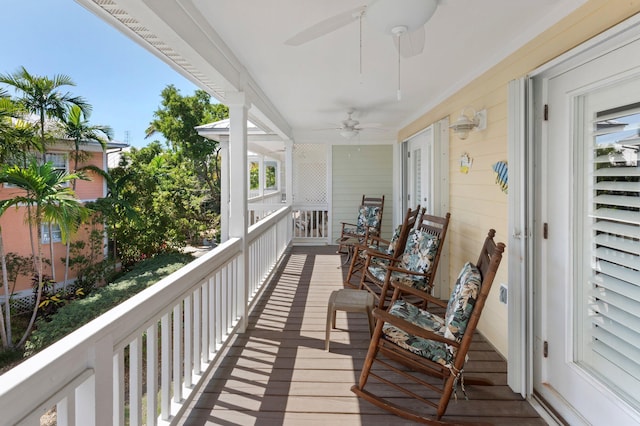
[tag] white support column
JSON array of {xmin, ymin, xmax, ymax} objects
[
  {"xmin": 276, "ymin": 159, "xmax": 282, "ymax": 196},
  {"xmin": 258, "ymin": 155, "xmax": 265, "ymax": 198},
  {"xmin": 284, "ymin": 140, "xmax": 293, "ymax": 205},
  {"xmin": 220, "ymin": 139, "xmax": 230, "ymax": 243},
  {"xmin": 227, "ymin": 92, "xmax": 249, "ymax": 332}
]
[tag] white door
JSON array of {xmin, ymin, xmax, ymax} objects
[
  {"xmin": 534, "ymin": 36, "xmax": 640, "ymax": 424},
  {"xmin": 405, "ymin": 127, "xmax": 433, "ymax": 213}
]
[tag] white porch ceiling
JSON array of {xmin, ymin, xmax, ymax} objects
[{"xmin": 78, "ymin": 0, "xmax": 586, "ymax": 153}]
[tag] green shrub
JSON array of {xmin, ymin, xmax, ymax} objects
[{"xmin": 24, "ymin": 252, "xmax": 193, "ymax": 355}]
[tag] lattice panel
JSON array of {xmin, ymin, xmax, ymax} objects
[
  {"xmin": 9, "ymin": 294, "xmax": 34, "ymax": 315},
  {"xmin": 293, "ymin": 144, "xmax": 327, "ymax": 204}
]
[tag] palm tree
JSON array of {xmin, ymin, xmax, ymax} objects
[
  {"xmin": 81, "ymin": 165, "xmax": 139, "ymax": 268},
  {"xmin": 0, "ymin": 66, "xmax": 89, "ymax": 159},
  {"xmin": 60, "ymin": 105, "xmax": 113, "ymax": 287},
  {"xmin": 0, "ymin": 161, "xmax": 89, "ymax": 347},
  {"xmin": 0, "ymin": 96, "xmax": 40, "ymax": 347},
  {"xmin": 0, "ymin": 201, "xmax": 11, "ymax": 348},
  {"xmin": 0, "ymin": 94, "xmax": 40, "ymax": 167},
  {"xmin": 0, "ymin": 68, "xmax": 88, "ymax": 286},
  {"xmin": 62, "ymin": 104, "xmax": 113, "ymax": 173}
]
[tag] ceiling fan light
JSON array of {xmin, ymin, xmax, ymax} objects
[
  {"xmin": 340, "ymin": 128, "xmax": 359, "ymax": 139},
  {"xmin": 367, "ymin": 0, "xmax": 438, "ymax": 35}
]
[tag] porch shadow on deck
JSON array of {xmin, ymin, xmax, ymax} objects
[{"xmin": 178, "ymin": 246, "xmax": 544, "ymax": 425}]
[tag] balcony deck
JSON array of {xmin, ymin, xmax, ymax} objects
[{"xmin": 179, "ymin": 246, "xmax": 545, "ymax": 425}]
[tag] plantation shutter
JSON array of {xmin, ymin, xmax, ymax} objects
[{"xmin": 587, "ymin": 104, "xmax": 640, "ymax": 402}]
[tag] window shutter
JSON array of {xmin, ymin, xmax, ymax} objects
[{"xmin": 588, "ymin": 106, "xmax": 640, "ymax": 400}]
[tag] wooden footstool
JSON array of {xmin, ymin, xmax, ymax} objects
[{"xmin": 325, "ymin": 289, "xmax": 375, "ymax": 351}]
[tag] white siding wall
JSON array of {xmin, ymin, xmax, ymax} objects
[{"xmin": 332, "ymin": 145, "xmax": 393, "ymax": 240}]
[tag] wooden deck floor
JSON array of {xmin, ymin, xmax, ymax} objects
[{"xmin": 179, "ymin": 246, "xmax": 545, "ymax": 425}]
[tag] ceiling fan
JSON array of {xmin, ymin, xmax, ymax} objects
[
  {"xmin": 323, "ymin": 110, "xmax": 383, "ymax": 139},
  {"xmin": 286, "ymin": 0, "xmax": 438, "ymax": 100},
  {"xmin": 284, "ymin": 0, "xmax": 439, "ymax": 58}
]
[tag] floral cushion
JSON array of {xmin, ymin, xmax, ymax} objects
[
  {"xmin": 356, "ymin": 206, "xmax": 382, "ymax": 234},
  {"xmin": 365, "ymin": 229, "xmax": 439, "ymax": 290},
  {"xmin": 444, "ymin": 262, "xmax": 482, "ymax": 341},
  {"xmin": 399, "ymin": 229, "xmax": 439, "ymax": 272},
  {"xmin": 383, "ymin": 300, "xmax": 452, "ymax": 366},
  {"xmin": 385, "ymin": 224, "xmax": 402, "ymax": 255},
  {"xmin": 343, "ymin": 206, "xmax": 382, "ymax": 237},
  {"xmin": 367, "ymin": 263, "xmax": 388, "ymax": 282},
  {"xmin": 391, "ymin": 272, "xmax": 432, "ymax": 291},
  {"xmin": 366, "ymin": 264, "xmax": 427, "ymax": 289},
  {"xmin": 382, "ymin": 262, "xmax": 482, "ymax": 367}
]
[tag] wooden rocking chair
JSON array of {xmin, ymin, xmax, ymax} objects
[
  {"xmin": 337, "ymin": 195, "xmax": 385, "ymax": 254},
  {"xmin": 344, "ymin": 205, "xmax": 421, "ymax": 286},
  {"xmin": 351, "ymin": 229, "xmax": 505, "ymax": 423},
  {"xmin": 359, "ymin": 211, "xmax": 450, "ymax": 309}
]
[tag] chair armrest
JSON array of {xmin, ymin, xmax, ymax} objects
[
  {"xmin": 385, "ymin": 265, "xmax": 427, "ymax": 277},
  {"xmin": 373, "ymin": 308, "xmax": 459, "ymax": 348},
  {"xmin": 390, "ymin": 281, "xmax": 447, "ymax": 309},
  {"xmin": 365, "ymin": 251, "xmax": 395, "ymax": 262},
  {"xmin": 340, "ymin": 221, "xmax": 359, "ymax": 231},
  {"xmin": 367, "ymin": 234, "xmax": 391, "ymax": 247},
  {"xmin": 341, "ymin": 221, "xmax": 358, "ymax": 227}
]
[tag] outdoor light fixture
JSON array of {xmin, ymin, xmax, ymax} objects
[{"xmin": 450, "ymin": 107, "xmax": 487, "ymax": 140}]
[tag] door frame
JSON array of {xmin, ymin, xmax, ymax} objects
[
  {"xmin": 399, "ymin": 118, "xmax": 450, "ymax": 298},
  {"xmin": 511, "ymin": 12, "xmax": 640, "ymax": 422}
]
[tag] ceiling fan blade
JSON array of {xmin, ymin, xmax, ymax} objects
[
  {"xmin": 284, "ymin": 5, "xmax": 366, "ymax": 46},
  {"xmin": 393, "ymin": 26, "xmax": 426, "ymax": 58},
  {"xmin": 357, "ymin": 127, "xmax": 388, "ymax": 133}
]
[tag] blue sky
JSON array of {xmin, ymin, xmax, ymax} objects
[{"xmin": 2, "ymin": 0, "xmax": 203, "ymax": 148}]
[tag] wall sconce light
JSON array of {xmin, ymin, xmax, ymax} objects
[{"xmin": 449, "ymin": 107, "xmax": 487, "ymax": 140}]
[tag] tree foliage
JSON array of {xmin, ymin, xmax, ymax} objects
[
  {"xmin": 99, "ymin": 142, "xmax": 219, "ymax": 266},
  {"xmin": 0, "ymin": 161, "xmax": 89, "ymax": 348},
  {"xmin": 0, "ymin": 66, "xmax": 89, "ymax": 157},
  {"xmin": 145, "ymin": 85, "xmax": 228, "ymax": 205}
]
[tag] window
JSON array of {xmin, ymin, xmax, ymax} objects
[
  {"xmin": 2, "ymin": 152, "xmax": 68, "ymax": 189},
  {"xmin": 41, "ymin": 223, "xmax": 62, "ymax": 244},
  {"xmin": 265, "ymin": 161, "xmax": 278, "ymax": 190},
  {"xmin": 45, "ymin": 153, "xmax": 69, "ymax": 183}
]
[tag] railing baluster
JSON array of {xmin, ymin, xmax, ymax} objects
[
  {"xmin": 215, "ymin": 270, "xmax": 222, "ymax": 348},
  {"xmin": 200, "ymin": 277, "xmax": 211, "ymax": 358},
  {"xmin": 160, "ymin": 313, "xmax": 171, "ymax": 421},
  {"xmin": 221, "ymin": 266, "xmax": 228, "ymax": 335},
  {"xmin": 57, "ymin": 395, "xmax": 75, "ymax": 426},
  {"xmin": 113, "ymin": 349, "xmax": 124, "ymax": 426},
  {"xmin": 129, "ymin": 337, "xmax": 142, "ymax": 426},
  {"xmin": 146, "ymin": 323, "xmax": 158, "ymax": 426},
  {"xmin": 194, "ymin": 286, "xmax": 202, "ymax": 374},
  {"xmin": 184, "ymin": 294, "xmax": 193, "ymax": 389},
  {"xmin": 232, "ymin": 259, "xmax": 239, "ymax": 325},
  {"xmin": 209, "ymin": 275, "xmax": 217, "ymax": 353},
  {"xmin": 173, "ymin": 303, "xmax": 183, "ymax": 403}
]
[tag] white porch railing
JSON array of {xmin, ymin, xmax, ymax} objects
[
  {"xmin": 292, "ymin": 204, "xmax": 329, "ymax": 242},
  {"xmin": 248, "ymin": 190, "xmax": 283, "ymax": 225},
  {"xmin": 0, "ymin": 206, "xmax": 292, "ymax": 426}
]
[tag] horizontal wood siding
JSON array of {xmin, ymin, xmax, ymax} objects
[
  {"xmin": 397, "ymin": 0, "xmax": 640, "ymax": 357},
  {"xmin": 332, "ymin": 145, "xmax": 393, "ymax": 240}
]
